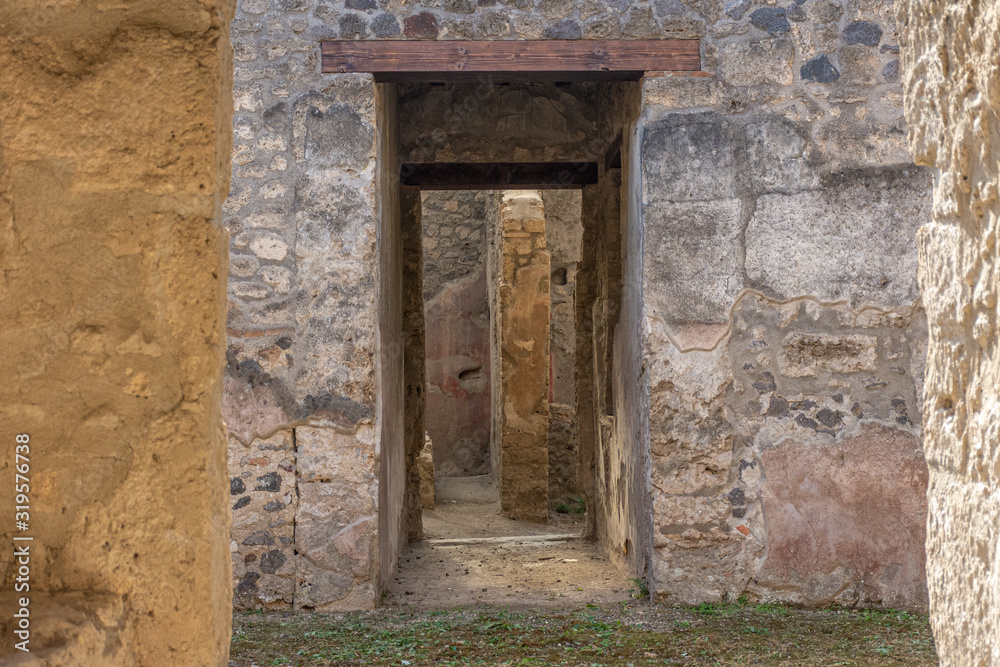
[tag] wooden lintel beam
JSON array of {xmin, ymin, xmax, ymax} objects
[
  {"xmin": 400, "ymin": 162, "xmax": 599, "ymax": 190},
  {"xmin": 322, "ymin": 40, "xmax": 700, "ymax": 80}
]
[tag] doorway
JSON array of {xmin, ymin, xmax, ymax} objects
[{"xmin": 384, "ymin": 79, "xmax": 645, "ymax": 606}]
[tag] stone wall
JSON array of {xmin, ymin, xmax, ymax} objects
[
  {"xmin": 636, "ymin": 0, "xmax": 933, "ymax": 605},
  {"xmin": 422, "ymin": 191, "xmax": 492, "ymax": 477},
  {"xmin": 224, "ymin": 33, "xmax": 400, "ymax": 605},
  {"xmin": 226, "ymin": 0, "xmax": 935, "ymax": 613},
  {"xmin": 899, "ymin": 0, "xmax": 1000, "ymax": 661},
  {"xmin": 542, "ymin": 191, "xmax": 584, "ymax": 508},
  {"xmin": 0, "ymin": 0, "xmax": 233, "ymax": 662},
  {"xmin": 488, "ymin": 191, "xmax": 552, "ymax": 523}
]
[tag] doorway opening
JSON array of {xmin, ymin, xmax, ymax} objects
[{"xmin": 384, "ymin": 79, "xmax": 645, "ymax": 607}]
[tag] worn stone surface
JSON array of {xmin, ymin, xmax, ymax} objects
[
  {"xmin": 422, "ymin": 191, "xmax": 492, "ymax": 476},
  {"xmin": 401, "ymin": 189, "xmax": 426, "ymax": 543},
  {"xmin": 0, "ymin": 0, "xmax": 234, "ymax": 662},
  {"xmin": 638, "ymin": 0, "xmax": 932, "ymax": 605},
  {"xmin": 230, "ymin": 432, "xmax": 296, "ymax": 610},
  {"xmin": 899, "ymin": 0, "xmax": 1000, "ymax": 662},
  {"xmin": 419, "ymin": 434, "xmax": 436, "ymax": 510},
  {"xmin": 223, "ymin": 2, "xmax": 402, "ymax": 604},
  {"xmin": 488, "ymin": 191, "xmax": 551, "ymax": 523},
  {"xmin": 223, "ymin": 0, "xmax": 936, "ymax": 618},
  {"xmin": 756, "ymin": 425, "xmax": 927, "ymax": 608},
  {"xmin": 542, "ymin": 190, "xmax": 584, "ymax": 508}
]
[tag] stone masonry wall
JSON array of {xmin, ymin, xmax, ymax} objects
[
  {"xmin": 422, "ymin": 191, "xmax": 492, "ymax": 477},
  {"xmin": 224, "ymin": 6, "xmax": 397, "ymax": 606},
  {"xmin": 899, "ymin": 0, "xmax": 1000, "ymax": 662},
  {"xmin": 542, "ymin": 190, "xmax": 584, "ymax": 508},
  {"xmin": 636, "ymin": 0, "xmax": 933, "ymax": 607},
  {"xmin": 227, "ymin": 0, "xmax": 935, "ymax": 613}
]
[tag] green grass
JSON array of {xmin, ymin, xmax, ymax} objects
[
  {"xmin": 230, "ymin": 602, "xmax": 937, "ymax": 666},
  {"xmin": 555, "ymin": 496, "xmax": 587, "ymax": 514}
]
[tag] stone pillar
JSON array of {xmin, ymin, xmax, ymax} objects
[
  {"xmin": 899, "ymin": 1, "xmax": 1000, "ymax": 662},
  {"xmin": 488, "ymin": 191, "xmax": 551, "ymax": 523},
  {"xmin": 0, "ymin": 0, "xmax": 234, "ymax": 663}
]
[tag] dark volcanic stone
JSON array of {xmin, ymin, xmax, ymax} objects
[
  {"xmin": 753, "ymin": 371, "xmax": 777, "ymax": 394},
  {"xmin": 404, "ymin": 12, "xmax": 439, "ymax": 39},
  {"xmin": 445, "ymin": 0, "xmax": 477, "ymax": 12},
  {"xmin": 544, "ymin": 19, "xmax": 584, "ymax": 39},
  {"xmin": 263, "ymin": 500, "xmax": 285, "ymax": 512},
  {"xmin": 233, "ymin": 496, "xmax": 251, "ymax": 511},
  {"xmin": 766, "ymin": 395, "xmax": 789, "ymax": 418},
  {"xmin": 345, "ymin": 0, "xmax": 376, "ymax": 9},
  {"xmin": 843, "ymin": 20, "xmax": 883, "ymax": 46},
  {"xmin": 231, "ymin": 477, "xmax": 246, "ymax": 495},
  {"xmin": 883, "ymin": 59, "xmax": 900, "ymax": 82},
  {"xmin": 816, "ymin": 409, "xmax": 844, "ymax": 428},
  {"xmin": 339, "ymin": 13, "xmax": 368, "ymax": 39},
  {"xmin": 242, "ymin": 530, "xmax": 275, "ymax": 546},
  {"xmin": 801, "ymin": 54, "xmax": 841, "ymax": 83},
  {"xmin": 237, "ymin": 572, "xmax": 260, "ymax": 595},
  {"xmin": 795, "ymin": 414, "xmax": 819, "ymax": 430},
  {"xmin": 259, "ymin": 550, "xmax": 287, "ymax": 574},
  {"xmin": 787, "ymin": 4, "xmax": 806, "ymax": 21},
  {"xmin": 371, "ymin": 13, "xmax": 400, "ymax": 37},
  {"xmin": 749, "ymin": 7, "xmax": 790, "ymax": 35},
  {"xmin": 255, "ymin": 471, "xmax": 281, "ymax": 492}
]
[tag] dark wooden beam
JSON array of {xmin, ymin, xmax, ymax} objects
[
  {"xmin": 322, "ymin": 40, "xmax": 700, "ymax": 81},
  {"xmin": 400, "ymin": 162, "xmax": 599, "ymax": 189}
]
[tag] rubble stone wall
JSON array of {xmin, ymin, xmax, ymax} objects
[
  {"xmin": 226, "ymin": 0, "xmax": 934, "ymax": 611},
  {"xmin": 899, "ymin": 0, "xmax": 1000, "ymax": 661},
  {"xmin": 637, "ymin": 0, "xmax": 933, "ymax": 606}
]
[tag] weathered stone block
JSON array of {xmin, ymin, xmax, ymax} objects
[
  {"xmin": 297, "ymin": 426, "xmax": 377, "ymax": 484},
  {"xmin": 642, "ymin": 113, "xmax": 739, "ymax": 203},
  {"xmin": 777, "ymin": 333, "xmax": 878, "ymax": 377},
  {"xmin": 745, "ymin": 176, "xmax": 928, "ymax": 307},
  {"xmin": 718, "ymin": 39, "xmax": 794, "ymax": 87},
  {"xmin": 643, "ymin": 199, "xmax": 743, "ymax": 326},
  {"xmin": 745, "ymin": 116, "xmax": 819, "ymax": 194}
]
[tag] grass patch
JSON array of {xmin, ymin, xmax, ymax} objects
[{"xmin": 231, "ymin": 602, "xmax": 936, "ymax": 666}]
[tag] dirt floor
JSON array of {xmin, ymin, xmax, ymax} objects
[{"xmin": 386, "ymin": 476, "xmax": 631, "ymax": 610}]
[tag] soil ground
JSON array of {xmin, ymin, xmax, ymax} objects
[{"xmin": 386, "ymin": 476, "xmax": 629, "ymax": 610}]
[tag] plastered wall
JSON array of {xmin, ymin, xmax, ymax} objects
[
  {"xmin": 899, "ymin": 0, "xmax": 1000, "ymax": 661},
  {"xmin": 0, "ymin": 0, "xmax": 234, "ymax": 662},
  {"xmin": 633, "ymin": 0, "xmax": 932, "ymax": 606},
  {"xmin": 421, "ymin": 191, "xmax": 492, "ymax": 477},
  {"xmin": 227, "ymin": 0, "xmax": 934, "ymax": 612}
]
